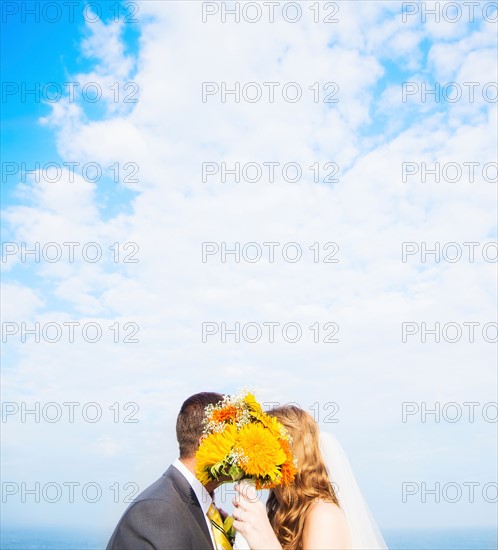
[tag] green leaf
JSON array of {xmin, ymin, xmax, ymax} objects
[{"xmin": 228, "ymin": 464, "xmax": 243, "ymax": 481}]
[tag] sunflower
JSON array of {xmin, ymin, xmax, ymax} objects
[
  {"xmin": 242, "ymin": 393, "xmax": 280, "ymax": 435},
  {"xmin": 195, "ymin": 423, "xmax": 237, "ymax": 484},
  {"xmin": 236, "ymin": 423, "xmax": 287, "ymax": 480},
  {"xmin": 244, "ymin": 392, "xmax": 263, "ymax": 416},
  {"xmin": 261, "ymin": 413, "xmax": 286, "ymax": 439}
]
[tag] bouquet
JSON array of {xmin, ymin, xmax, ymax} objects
[{"xmin": 195, "ymin": 391, "xmax": 297, "ymax": 490}]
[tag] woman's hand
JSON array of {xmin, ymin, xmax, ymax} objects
[{"xmin": 232, "ymin": 483, "xmax": 282, "ymax": 550}]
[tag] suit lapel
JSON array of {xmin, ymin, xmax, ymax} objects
[
  {"xmin": 164, "ymin": 466, "xmax": 214, "ymax": 549},
  {"xmin": 188, "ymin": 488, "xmax": 215, "ymax": 547}
]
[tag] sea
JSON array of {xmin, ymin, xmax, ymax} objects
[{"xmin": 0, "ymin": 527, "xmax": 496, "ymax": 550}]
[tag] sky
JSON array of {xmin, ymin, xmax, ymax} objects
[{"xmin": 1, "ymin": 0, "xmax": 497, "ymax": 544}]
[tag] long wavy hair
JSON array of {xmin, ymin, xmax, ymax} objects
[{"xmin": 267, "ymin": 405, "xmax": 338, "ymax": 550}]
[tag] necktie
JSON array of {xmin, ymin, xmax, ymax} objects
[{"xmin": 207, "ymin": 503, "xmax": 232, "ymax": 550}]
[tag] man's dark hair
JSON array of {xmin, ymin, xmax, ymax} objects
[{"xmin": 176, "ymin": 392, "xmax": 223, "ymax": 458}]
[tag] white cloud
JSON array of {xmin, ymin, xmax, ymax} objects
[
  {"xmin": 2, "ymin": 0, "xmax": 496, "ymax": 534},
  {"xmin": 1, "ymin": 283, "xmax": 44, "ymax": 322}
]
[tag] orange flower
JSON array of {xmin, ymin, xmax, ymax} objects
[
  {"xmin": 278, "ymin": 439, "xmax": 297, "ymax": 485},
  {"xmin": 279, "ymin": 457, "xmax": 297, "ymax": 486},
  {"xmin": 211, "ymin": 405, "xmax": 239, "ymax": 424},
  {"xmin": 279, "ymin": 438, "xmax": 292, "ymax": 456}
]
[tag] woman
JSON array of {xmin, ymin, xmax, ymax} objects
[{"xmin": 232, "ymin": 405, "xmax": 387, "ymax": 550}]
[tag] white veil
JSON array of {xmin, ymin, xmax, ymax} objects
[{"xmin": 319, "ymin": 432, "xmax": 388, "ymax": 550}]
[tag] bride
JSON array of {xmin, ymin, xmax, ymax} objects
[{"xmin": 231, "ymin": 405, "xmax": 387, "ymax": 550}]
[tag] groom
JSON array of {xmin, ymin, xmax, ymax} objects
[{"xmin": 106, "ymin": 392, "xmax": 228, "ymax": 550}]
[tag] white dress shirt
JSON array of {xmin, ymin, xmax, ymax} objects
[{"xmin": 172, "ymin": 458, "xmax": 216, "ymax": 549}]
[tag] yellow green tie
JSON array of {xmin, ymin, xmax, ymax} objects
[{"xmin": 207, "ymin": 503, "xmax": 232, "ymax": 550}]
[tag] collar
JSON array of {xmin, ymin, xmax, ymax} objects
[{"xmin": 172, "ymin": 458, "xmax": 213, "ymax": 516}]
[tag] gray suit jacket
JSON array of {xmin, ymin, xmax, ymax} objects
[{"xmin": 106, "ymin": 465, "xmax": 215, "ymax": 550}]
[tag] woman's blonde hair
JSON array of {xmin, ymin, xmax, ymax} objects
[{"xmin": 267, "ymin": 405, "xmax": 338, "ymax": 550}]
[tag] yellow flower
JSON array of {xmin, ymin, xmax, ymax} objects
[
  {"xmin": 243, "ymin": 392, "xmax": 281, "ymax": 436},
  {"xmin": 260, "ymin": 413, "xmax": 285, "ymax": 439},
  {"xmin": 244, "ymin": 392, "xmax": 263, "ymax": 416},
  {"xmin": 195, "ymin": 424, "xmax": 237, "ymax": 484},
  {"xmin": 236, "ymin": 423, "xmax": 287, "ymax": 479}
]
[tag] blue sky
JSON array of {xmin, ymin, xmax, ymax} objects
[
  {"xmin": 1, "ymin": 0, "xmax": 141, "ymax": 218},
  {"xmin": 1, "ymin": 0, "xmax": 497, "ymax": 544}
]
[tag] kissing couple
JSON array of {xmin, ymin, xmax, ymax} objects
[{"xmin": 107, "ymin": 392, "xmax": 387, "ymax": 550}]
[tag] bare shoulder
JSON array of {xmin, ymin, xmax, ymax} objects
[
  {"xmin": 307, "ymin": 499, "xmax": 346, "ymax": 525},
  {"xmin": 302, "ymin": 500, "xmax": 351, "ymax": 550}
]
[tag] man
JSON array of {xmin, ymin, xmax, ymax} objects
[{"xmin": 107, "ymin": 392, "xmax": 231, "ymax": 550}]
